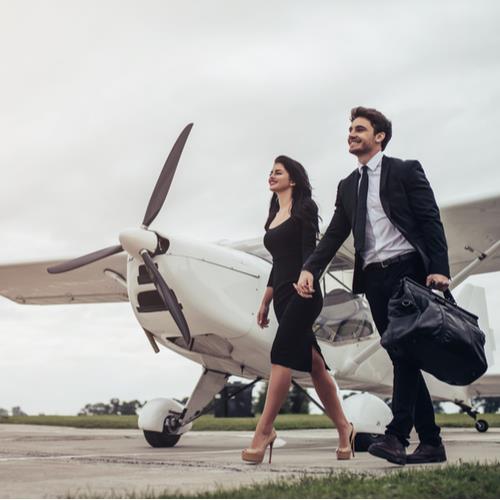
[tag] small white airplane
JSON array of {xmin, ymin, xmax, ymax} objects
[{"xmin": 1, "ymin": 124, "xmax": 499, "ymax": 451}]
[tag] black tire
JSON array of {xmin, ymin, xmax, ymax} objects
[
  {"xmin": 475, "ymin": 419, "xmax": 489, "ymax": 433},
  {"xmin": 143, "ymin": 430, "xmax": 182, "ymax": 448},
  {"xmin": 354, "ymin": 432, "xmax": 382, "ymax": 452}
]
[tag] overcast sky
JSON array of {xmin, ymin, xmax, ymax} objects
[{"xmin": 1, "ymin": 0, "xmax": 500, "ymax": 415}]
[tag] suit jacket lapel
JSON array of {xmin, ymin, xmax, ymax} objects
[{"xmin": 380, "ymin": 155, "xmax": 391, "ymax": 219}]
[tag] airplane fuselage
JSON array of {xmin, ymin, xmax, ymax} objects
[{"xmin": 126, "ymin": 233, "xmax": 472, "ymax": 404}]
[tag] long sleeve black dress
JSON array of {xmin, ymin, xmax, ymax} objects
[{"xmin": 264, "ymin": 210, "xmax": 329, "ymax": 373}]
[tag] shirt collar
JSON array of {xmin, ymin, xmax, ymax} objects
[{"xmin": 358, "ymin": 150, "xmax": 384, "ymax": 173}]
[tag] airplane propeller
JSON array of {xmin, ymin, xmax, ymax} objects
[
  {"xmin": 47, "ymin": 123, "xmax": 194, "ymax": 345},
  {"xmin": 142, "ymin": 123, "xmax": 193, "ymax": 228},
  {"xmin": 140, "ymin": 250, "xmax": 191, "ymax": 344},
  {"xmin": 46, "ymin": 244, "xmax": 125, "ymax": 274}
]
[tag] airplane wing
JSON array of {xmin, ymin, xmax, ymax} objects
[
  {"xmin": 1, "ymin": 195, "xmax": 498, "ymax": 306},
  {"xmin": 225, "ymin": 194, "xmax": 500, "ymax": 278},
  {"xmin": 468, "ymin": 373, "xmax": 500, "ymax": 397},
  {"xmin": 441, "ymin": 194, "xmax": 500, "ymax": 277},
  {"xmin": 0, "ymin": 253, "xmax": 128, "ymax": 305}
]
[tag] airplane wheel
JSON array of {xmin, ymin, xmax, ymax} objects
[
  {"xmin": 143, "ymin": 430, "xmax": 182, "ymax": 448},
  {"xmin": 354, "ymin": 432, "xmax": 382, "ymax": 452},
  {"xmin": 475, "ymin": 419, "xmax": 489, "ymax": 433}
]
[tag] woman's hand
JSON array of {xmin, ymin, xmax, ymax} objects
[
  {"xmin": 294, "ymin": 270, "xmax": 315, "ymax": 298},
  {"xmin": 257, "ymin": 303, "xmax": 270, "ymax": 328}
]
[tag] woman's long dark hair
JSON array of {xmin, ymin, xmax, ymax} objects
[{"xmin": 265, "ymin": 155, "xmax": 320, "ymax": 233}]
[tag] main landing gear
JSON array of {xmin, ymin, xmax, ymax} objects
[
  {"xmin": 291, "ymin": 383, "xmax": 391, "ymax": 452},
  {"xmin": 454, "ymin": 400, "xmax": 489, "ymax": 433}
]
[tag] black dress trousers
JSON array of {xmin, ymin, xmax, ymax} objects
[{"xmin": 363, "ymin": 254, "xmax": 442, "ymax": 447}]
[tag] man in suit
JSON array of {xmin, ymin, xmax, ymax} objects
[{"xmin": 295, "ymin": 106, "xmax": 450, "ymax": 465}]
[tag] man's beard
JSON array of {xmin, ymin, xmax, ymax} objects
[{"xmin": 350, "ymin": 141, "xmax": 371, "ymax": 156}]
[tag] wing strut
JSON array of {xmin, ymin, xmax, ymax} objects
[
  {"xmin": 338, "ymin": 338, "xmax": 383, "ymax": 376},
  {"xmin": 450, "ymin": 239, "xmax": 500, "ymax": 289}
]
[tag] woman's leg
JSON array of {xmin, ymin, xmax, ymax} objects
[
  {"xmin": 310, "ymin": 349, "xmax": 351, "ymax": 448},
  {"xmin": 250, "ymin": 363, "xmax": 291, "ymax": 448}
]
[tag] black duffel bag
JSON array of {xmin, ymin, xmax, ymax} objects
[{"xmin": 381, "ymin": 277, "xmax": 487, "ymax": 386}]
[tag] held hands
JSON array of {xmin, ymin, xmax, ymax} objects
[
  {"xmin": 294, "ymin": 270, "xmax": 315, "ymax": 298},
  {"xmin": 257, "ymin": 303, "xmax": 270, "ymax": 328},
  {"xmin": 426, "ymin": 273, "xmax": 450, "ymax": 291}
]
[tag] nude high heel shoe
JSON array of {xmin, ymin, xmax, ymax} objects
[
  {"xmin": 336, "ymin": 423, "xmax": 356, "ymax": 460},
  {"xmin": 241, "ymin": 429, "xmax": 277, "ymax": 464}
]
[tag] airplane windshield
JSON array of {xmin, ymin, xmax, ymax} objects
[{"xmin": 313, "ymin": 288, "xmax": 374, "ymax": 344}]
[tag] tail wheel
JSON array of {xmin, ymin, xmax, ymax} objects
[
  {"xmin": 475, "ymin": 419, "xmax": 489, "ymax": 433},
  {"xmin": 143, "ymin": 430, "xmax": 181, "ymax": 448}
]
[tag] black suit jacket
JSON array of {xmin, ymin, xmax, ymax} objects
[{"xmin": 303, "ymin": 155, "xmax": 450, "ymax": 294}]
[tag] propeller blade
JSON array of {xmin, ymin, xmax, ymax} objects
[
  {"xmin": 47, "ymin": 245, "xmax": 124, "ymax": 274},
  {"xmin": 141, "ymin": 251, "xmax": 191, "ymax": 346},
  {"xmin": 142, "ymin": 123, "xmax": 193, "ymax": 228}
]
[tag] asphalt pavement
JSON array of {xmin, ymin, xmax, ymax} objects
[{"xmin": 0, "ymin": 425, "xmax": 499, "ymax": 498}]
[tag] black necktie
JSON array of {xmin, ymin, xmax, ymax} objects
[{"xmin": 354, "ymin": 165, "xmax": 368, "ymax": 252}]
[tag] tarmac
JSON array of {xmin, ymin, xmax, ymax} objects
[{"xmin": 0, "ymin": 424, "xmax": 499, "ymax": 498}]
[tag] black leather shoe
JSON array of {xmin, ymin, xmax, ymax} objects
[
  {"xmin": 406, "ymin": 442, "xmax": 447, "ymax": 464},
  {"xmin": 368, "ymin": 434, "xmax": 407, "ymax": 465}
]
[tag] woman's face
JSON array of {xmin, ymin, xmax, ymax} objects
[{"xmin": 268, "ymin": 162, "xmax": 294, "ymax": 193}]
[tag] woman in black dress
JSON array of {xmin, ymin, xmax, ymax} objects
[{"xmin": 242, "ymin": 156, "xmax": 354, "ymax": 464}]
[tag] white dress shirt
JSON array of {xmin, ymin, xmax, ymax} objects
[{"xmin": 358, "ymin": 151, "xmax": 415, "ymax": 268}]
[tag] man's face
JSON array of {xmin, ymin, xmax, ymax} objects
[{"xmin": 348, "ymin": 117, "xmax": 384, "ymax": 157}]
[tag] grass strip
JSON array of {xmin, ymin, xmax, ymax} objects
[
  {"xmin": 1, "ymin": 413, "xmax": 499, "ymax": 430},
  {"xmin": 65, "ymin": 463, "xmax": 500, "ymax": 498},
  {"xmin": 0, "ymin": 415, "xmax": 138, "ymax": 428},
  {"xmin": 180, "ymin": 462, "xmax": 500, "ymax": 499}
]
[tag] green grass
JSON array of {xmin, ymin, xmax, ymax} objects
[
  {"xmin": 1, "ymin": 413, "xmax": 499, "ymax": 430},
  {"xmin": 178, "ymin": 463, "xmax": 500, "ymax": 499},
  {"xmin": 436, "ymin": 413, "xmax": 500, "ymax": 428},
  {"xmin": 66, "ymin": 463, "xmax": 500, "ymax": 498},
  {"xmin": 0, "ymin": 415, "xmax": 138, "ymax": 429},
  {"xmin": 194, "ymin": 414, "xmax": 335, "ymax": 431}
]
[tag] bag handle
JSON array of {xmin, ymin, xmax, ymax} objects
[
  {"xmin": 443, "ymin": 289, "xmax": 456, "ymax": 305},
  {"xmin": 404, "ymin": 277, "xmax": 457, "ymax": 305}
]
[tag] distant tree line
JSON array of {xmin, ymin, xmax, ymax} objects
[
  {"xmin": 471, "ymin": 397, "xmax": 500, "ymax": 414},
  {"xmin": 253, "ymin": 383, "xmax": 310, "ymax": 414},
  {"xmin": 78, "ymin": 398, "xmax": 144, "ymax": 416},
  {"xmin": 0, "ymin": 406, "xmax": 27, "ymax": 417},
  {"xmin": 4, "ymin": 394, "xmax": 498, "ymax": 418}
]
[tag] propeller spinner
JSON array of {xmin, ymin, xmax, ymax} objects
[{"xmin": 47, "ymin": 123, "xmax": 194, "ymax": 345}]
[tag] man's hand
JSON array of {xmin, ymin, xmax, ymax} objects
[
  {"xmin": 426, "ymin": 273, "xmax": 450, "ymax": 291},
  {"xmin": 294, "ymin": 270, "xmax": 315, "ymax": 298}
]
